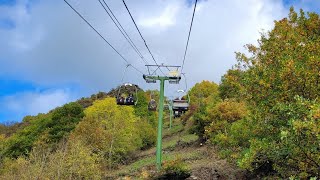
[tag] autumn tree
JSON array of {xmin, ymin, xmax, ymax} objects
[
  {"xmin": 219, "ymin": 8, "xmax": 320, "ymax": 178},
  {"xmin": 47, "ymin": 102, "xmax": 84, "ymax": 143},
  {"xmin": 187, "ymin": 81, "xmax": 220, "ymax": 139},
  {"xmin": 237, "ymin": 8, "xmax": 320, "ymax": 107},
  {"xmin": 133, "ymin": 90, "xmax": 157, "ymax": 127},
  {"xmin": 218, "ymin": 69, "xmax": 245, "ymax": 100},
  {"xmin": 73, "ymin": 98, "xmax": 143, "ymax": 169},
  {"xmin": 1, "ymin": 102, "xmax": 84, "ymax": 158},
  {"xmin": 1, "ymin": 113, "xmax": 52, "ymax": 158},
  {"xmin": 189, "ymin": 80, "xmax": 220, "ymax": 108},
  {"xmin": 0, "ymin": 139, "xmax": 101, "ymax": 179}
]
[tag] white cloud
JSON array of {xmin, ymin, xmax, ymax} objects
[
  {"xmin": 0, "ymin": 0, "xmax": 288, "ymax": 102},
  {"xmin": 139, "ymin": 3, "xmax": 180, "ymax": 29},
  {"xmin": 0, "ymin": 89, "xmax": 73, "ymax": 121}
]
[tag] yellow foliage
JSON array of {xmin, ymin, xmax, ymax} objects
[
  {"xmin": 0, "ymin": 139, "xmax": 101, "ymax": 180},
  {"xmin": 73, "ymin": 98, "xmax": 142, "ymax": 168},
  {"xmin": 208, "ymin": 99, "xmax": 248, "ymax": 123}
]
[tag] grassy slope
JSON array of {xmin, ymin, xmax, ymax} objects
[{"xmin": 106, "ymin": 117, "xmax": 246, "ymax": 179}]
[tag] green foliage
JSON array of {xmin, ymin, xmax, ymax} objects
[
  {"xmin": 76, "ymin": 91, "xmax": 108, "ymax": 108},
  {"xmin": 236, "ymin": 8, "xmax": 320, "ymax": 108},
  {"xmin": 208, "ymin": 99, "xmax": 248, "ymax": 124},
  {"xmin": 267, "ymin": 97, "xmax": 320, "ymax": 178},
  {"xmin": 219, "ymin": 69, "xmax": 245, "ymax": 100},
  {"xmin": 73, "ymin": 98, "xmax": 143, "ymax": 168},
  {"xmin": 1, "ymin": 102, "xmax": 84, "ymax": 159},
  {"xmin": 47, "ymin": 102, "xmax": 84, "ymax": 143},
  {"xmin": 161, "ymin": 157, "xmax": 191, "ymax": 179},
  {"xmin": 205, "ymin": 99, "xmax": 248, "ymax": 140},
  {"xmin": 0, "ymin": 121, "xmax": 28, "ymax": 137},
  {"xmin": 0, "ymin": 139, "xmax": 101, "ymax": 180},
  {"xmin": 136, "ymin": 119, "xmax": 156, "ymax": 149},
  {"xmin": 133, "ymin": 90, "xmax": 157, "ymax": 127},
  {"xmin": 189, "ymin": 80, "xmax": 220, "ymax": 108},
  {"xmin": 131, "ymin": 91, "xmax": 157, "ymax": 149},
  {"xmin": 208, "ymin": 8, "xmax": 320, "ymax": 178},
  {"xmin": 2, "ymin": 113, "xmax": 52, "ymax": 158},
  {"xmin": 188, "ymin": 105, "xmax": 209, "ymax": 138},
  {"xmin": 187, "ymin": 81, "xmax": 221, "ymax": 139}
]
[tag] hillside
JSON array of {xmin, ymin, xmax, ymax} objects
[
  {"xmin": 106, "ymin": 118, "xmax": 246, "ymax": 179},
  {"xmin": 0, "ymin": 8, "xmax": 319, "ymax": 179}
]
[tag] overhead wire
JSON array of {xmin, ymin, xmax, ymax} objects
[
  {"xmin": 122, "ymin": 0, "xmax": 165, "ymax": 76},
  {"xmin": 63, "ymin": 0, "xmax": 144, "ymax": 75},
  {"xmin": 98, "ymin": 0, "xmax": 149, "ymax": 65},
  {"xmin": 181, "ymin": 0, "xmax": 198, "ymax": 73}
]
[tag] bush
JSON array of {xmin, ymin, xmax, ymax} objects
[
  {"xmin": 207, "ymin": 8, "xmax": 320, "ymax": 178},
  {"xmin": 212, "ymin": 97, "xmax": 320, "ymax": 178},
  {"xmin": 0, "ymin": 139, "xmax": 102, "ymax": 180},
  {"xmin": 205, "ymin": 99, "xmax": 248, "ymax": 140},
  {"xmin": 73, "ymin": 98, "xmax": 142, "ymax": 169},
  {"xmin": 158, "ymin": 158, "xmax": 191, "ymax": 179},
  {"xmin": 1, "ymin": 102, "xmax": 84, "ymax": 159},
  {"xmin": 137, "ymin": 119, "xmax": 156, "ymax": 149}
]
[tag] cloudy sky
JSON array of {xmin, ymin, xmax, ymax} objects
[{"xmin": 0, "ymin": 0, "xmax": 319, "ymax": 123}]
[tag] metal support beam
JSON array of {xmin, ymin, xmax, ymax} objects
[
  {"xmin": 143, "ymin": 66, "xmax": 181, "ymax": 171},
  {"xmin": 156, "ymin": 77, "xmax": 165, "ymax": 170},
  {"xmin": 169, "ymin": 102, "xmax": 173, "ymax": 129}
]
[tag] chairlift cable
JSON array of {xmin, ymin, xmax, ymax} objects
[
  {"xmin": 63, "ymin": 0, "xmax": 144, "ymax": 75},
  {"xmin": 182, "ymin": 73, "xmax": 188, "ymax": 91},
  {"xmin": 181, "ymin": 0, "xmax": 198, "ymax": 73},
  {"xmin": 122, "ymin": 0, "xmax": 165, "ymax": 76},
  {"xmin": 98, "ymin": 0, "xmax": 149, "ymax": 65},
  {"xmin": 120, "ymin": 64, "xmax": 131, "ymax": 83}
]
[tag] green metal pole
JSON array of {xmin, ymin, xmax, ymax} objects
[
  {"xmin": 156, "ymin": 78, "xmax": 165, "ymax": 170},
  {"xmin": 169, "ymin": 105, "xmax": 173, "ymax": 129}
]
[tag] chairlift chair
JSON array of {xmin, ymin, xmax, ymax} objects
[
  {"xmin": 143, "ymin": 74, "xmax": 156, "ymax": 83},
  {"xmin": 116, "ymin": 83, "xmax": 138, "ymax": 106},
  {"xmin": 148, "ymin": 91, "xmax": 157, "ymax": 111},
  {"xmin": 168, "ymin": 70, "xmax": 181, "ymax": 84},
  {"xmin": 172, "ymin": 89, "xmax": 190, "ymax": 117},
  {"xmin": 148, "ymin": 99, "xmax": 157, "ymax": 111}
]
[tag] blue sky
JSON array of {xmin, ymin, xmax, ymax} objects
[
  {"xmin": 0, "ymin": 0, "xmax": 319, "ymax": 123},
  {"xmin": 0, "ymin": 0, "xmax": 16, "ymax": 6}
]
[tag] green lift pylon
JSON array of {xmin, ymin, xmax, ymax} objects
[
  {"xmin": 143, "ymin": 65, "xmax": 181, "ymax": 170},
  {"xmin": 169, "ymin": 101, "xmax": 173, "ymax": 129}
]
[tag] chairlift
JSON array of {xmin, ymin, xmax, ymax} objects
[
  {"xmin": 172, "ymin": 74, "xmax": 190, "ymax": 117},
  {"xmin": 172, "ymin": 91, "xmax": 190, "ymax": 115},
  {"xmin": 116, "ymin": 65, "xmax": 139, "ymax": 106},
  {"xmin": 143, "ymin": 74, "xmax": 156, "ymax": 83},
  {"xmin": 148, "ymin": 99, "xmax": 157, "ymax": 111},
  {"xmin": 116, "ymin": 83, "xmax": 138, "ymax": 106},
  {"xmin": 168, "ymin": 70, "xmax": 181, "ymax": 84},
  {"xmin": 148, "ymin": 91, "xmax": 157, "ymax": 111}
]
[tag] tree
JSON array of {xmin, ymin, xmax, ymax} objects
[
  {"xmin": 222, "ymin": 8, "xmax": 320, "ymax": 178},
  {"xmin": 219, "ymin": 69, "xmax": 245, "ymax": 100},
  {"xmin": 1, "ymin": 102, "xmax": 84, "ymax": 158},
  {"xmin": 133, "ymin": 90, "xmax": 157, "ymax": 127},
  {"xmin": 1, "ymin": 113, "xmax": 52, "ymax": 158},
  {"xmin": 187, "ymin": 81, "xmax": 221, "ymax": 140},
  {"xmin": 189, "ymin": 80, "xmax": 220, "ymax": 108},
  {"xmin": 73, "ymin": 98, "xmax": 142, "ymax": 169},
  {"xmin": 236, "ymin": 8, "xmax": 320, "ymax": 108},
  {"xmin": 0, "ymin": 139, "xmax": 102, "ymax": 180},
  {"xmin": 47, "ymin": 102, "xmax": 84, "ymax": 143}
]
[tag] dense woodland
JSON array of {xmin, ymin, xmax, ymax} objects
[{"xmin": 0, "ymin": 8, "xmax": 319, "ymax": 179}]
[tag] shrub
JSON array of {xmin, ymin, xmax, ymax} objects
[
  {"xmin": 137, "ymin": 119, "xmax": 156, "ymax": 149},
  {"xmin": 0, "ymin": 139, "xmax": 102, "ymax": 180},
  {"xmin": 205, "ymin": 99, "xmax": 248, "ymax": 140},
  {"xmin": 158, "ymin": 157, "xmax": 191, "ymax": 179},
  {"xmin": 73, "ymin": 98, "xmax": 142, "ymax": 168}
]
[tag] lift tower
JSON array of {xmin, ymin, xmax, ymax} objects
[{"xmin": 143, "ymin": 65, "xmax": 181, "ymax": 170}]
